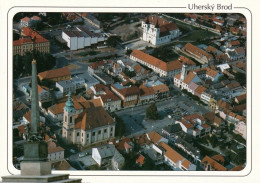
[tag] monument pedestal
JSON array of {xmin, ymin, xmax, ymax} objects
[
  {"xmin": 21, "ymin": 161, "xmax": 51, "ymax": 176},
  {"xmin": 1, "ymin": 174, "xmax": 82, "ymax": 183}
]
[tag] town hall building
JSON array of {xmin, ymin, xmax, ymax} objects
[
  {"xmin": 62, "ymin": 92, "xmax": 116, "ymax": 146},
  {"xmin": 141, "ymin": 15, "xmax": 181, "ymax": 46}
]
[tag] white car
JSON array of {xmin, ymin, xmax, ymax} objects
[{"xmin": 78, "ymin": 152, "xmax": 85, "ymax": 158}]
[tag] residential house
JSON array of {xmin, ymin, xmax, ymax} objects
[
  {"xmin": 174, "ymin": 64, "xmax": 202, "ymax": 90},
  {"xmin": 194, "ymin": 85, "xmax": 207, "ymax": 98},
  {"xmin": 37, "ymin": 85, "xmax": 52, "ymax": 102},
  {"xmin": 146, "ymin": 131, "xmax": 168, "ymax": 145},
  {"xmin": 47, "ymin": 141, "xmax": 65, "ymax": 162},
  {"xmin": 111, "ymin": 83, "xmax": 139, "ymax": 107},
  {"xmin": 234, "ymin": 121, "xmax": 246, "ymax": 139},
  {"xmin": 203, "ymin": 112, "xmax": 224, "ymax": 128},
  {"xmin": 136, "ymin": 154, "xmax": 145, "ymax": 167},
  {"xmin": 92, "ymin": 144, "xmax": 125, "ymax": 170},
  {"xmin": 159, "ymin": 142, "xmax": 196, "ymax": 171},
  {"xmin": 139, "ymin": 85, "xmax": 156, "ymax": 104},
  {"xmin": 13, "ymin": 101, "xmax": 29, "ymax": 121},
  {"xmin": 20, "ymin": 16, "xmax": 41, "ymax": 27},
  {"xmin": 201, "ymin": 155, "xmax": 227, "ymax": 171},
  {"xmin": 175, "ymin": 113, "xmax": 211, "ymax": 138},
  {"xmin": 110, "ymin": 137, "xmax": 134, "ymax": 154},
  {"xmin": 182, "ymin": 43, "xmax": 214, "ymax": 65}
]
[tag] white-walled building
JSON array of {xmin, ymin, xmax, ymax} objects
[
  {"xmin": 142, "ymin": 15, "xmax": 181, "ymax": 46},
  {"xmin": 159, "ymin": 142, "xmax": 196, "ymax": 171},
  {"xmin": 92, "ymin": 144, "xmax": 125, "ymax": 170},
  {"xmin": 47, "ymin": 141, "xmax": 65, "ymax": 162},
  {"xmin": 62, "ymin": 26, "xmax": 107, "ymax": 51}
]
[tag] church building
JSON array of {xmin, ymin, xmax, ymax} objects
[
  {"xmin": 62, "ymin": 92, "xmax": 116, "ymax": 146},
  {"xmin": 142, "ymin": 15, "xmax": 181, "ymax": 46}
]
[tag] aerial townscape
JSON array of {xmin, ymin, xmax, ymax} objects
[{"xmin": 13, "ymin": 12, "xmax": 246, "ymax": 171}]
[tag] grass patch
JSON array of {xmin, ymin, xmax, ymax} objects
[{"xmin": 179, "ymin": 29, "xmax": 218, "ymax": 42}]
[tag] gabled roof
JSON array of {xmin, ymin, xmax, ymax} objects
[
  {"xmin": 136, "ymin": 154, "xmax": 145, "ymax": 166},
  {"xmin": 201, "ymin": 156, "xmax": 227, "ymax": 171},
  {"xmin": 21, "ymin": 16, "xmax": 30, "ymax": 22},
  {"xmin": 183, "ymin": 43, "xmax": 213, "ymax": 61},
  {"xmin": 38, "ymin": 67, "xmax": 71, "ymax": 80},
  {"xmin": 183, "ymin": 72, "xmax": 197, "ymax": 85},
  {"xmin": 74, "ymin": 106, "xmax": 114, "ymax": 131},
  {"xmin": 48, "ymin": 141, "xmax": 64, "ymax": 154},
  {"xmin": 147, "ymin": 131, "xmax": 162, "ymax": 144}
]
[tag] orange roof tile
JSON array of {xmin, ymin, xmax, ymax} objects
[
  {"xmin": 229, "ymin": 165, "xmax": 243, "ymax": 171},
  {"xmin": 136, "ymin": 154, "xmax": 145, "ymax": 166},
  {"xmin": 21, "ymin": 16, "xmax": 30, "ymax": 22},
  {"xmin": 48, "ymin": 141, "xmax": 64, "ymax": 154},
  {"xmin": 211, "ymin": 154, "xmax": 225, "ymax": 164},
  {"xmin": 38, "ymin": 67, "xmax": 71, "ymax": 80},
  {"xmin": 152, "ymin": 84, "xmax": 169, "ymax": 93},
  {"xmin": 159, "ymin": 142, "xmax": 186, "ymax": 164},
  {"xmin": 183, "ymin": 43, "xmax": 213, "ymax": 61},
  {"xmin": 147, "ymin": 131, "xmax": 162, "ymax": 144},
  {"xmin": 48, "ymin": 100, "xmax": 83, "ymax": 115},
  {"xmin": 178, "ymin": 56, "xmax": 196, "ymax": 66},
  {"xmin": 201, "ymin": 156, "xmax": 227, "ymax": 171},
  {"xmin": 194, "ymin": 85, "xmax": 207, "ymax": 96},
  {"xmin": 183, "ymin": 72, "xmax": 197, "ymax": 85},
  {"xmin": 182, "ymin": 159, "xmax": 191, "ymax": 169}
]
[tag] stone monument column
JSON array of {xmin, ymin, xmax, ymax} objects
[
  {"xmin": 21, "ymin": 59, "xmax": 50, "ymax": 175},
  {"xmin": 1, "ymin": 59, "xmax": 82, "ymax": 182}
]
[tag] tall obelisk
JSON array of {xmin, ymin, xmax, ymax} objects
[
  {"xmin": 1, "ymin": 60, "xmax": 82, "ymax": 182},
  {"xmin": 21, "ymin": 59, "xmax": 51, "ymax": 175}
]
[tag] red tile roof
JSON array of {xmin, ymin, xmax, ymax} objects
[
  {"xmin": 183, "ymin": 43, "xmax": 213, "ymax": 61},
  {"xmin": 136, "ymin": 154, "xmax": 145, "ymax": 166},
  {"xmin": 74, "ymin": 106, "xmax": 114, "ymax": 131},
  {"xmin": 147, "ymin": 131, "xmax": 162, "ymax": 144},
  {"xmin": 201, "ymin": 156, "xmax": 227, "ymax": 171},
  {"xmin": 38, "ymin": 67, "xmax": 71, "ymax": 80},
  {"xmin": 48, "ymin": 141, "xmax": 64, "ymax": 154},
  {"xmin": 21, "ymin": 16, "xmax": 30, "ymax": 22}
]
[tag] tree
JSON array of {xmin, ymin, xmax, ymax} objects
[
  {"xmin": 146, "ymin": 102, "xmax": 159, "ymax": 120},
  {"xmin": 106, "ymin": 36, "xmax": 122, "ymax": 48},
  {"xmin": 229, "ymin": 123, "xmax": 235, "ymax": 132},
  {"xmin": 13, "ymin": 31, "xmax": 20, "ymax": 40},
  {"xmin": 115, "ymin": 115, "xmax": 126, "ymax": 137}
]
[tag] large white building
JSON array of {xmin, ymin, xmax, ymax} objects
[
  {"xmin": 62, "ymin": 92, "xmax": 116, "ymax": 146},
  {"xmin": 62, "ymin": 26, "xmax": 107, "ymax": 51},
  {"xmin": 142, "ymin": 15, "xmax": 181, "ymax": 46}
]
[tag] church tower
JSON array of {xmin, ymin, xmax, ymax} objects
[
  {"xmin": 62, "ymin": 91, "xmax": 76, "ymax": 143},
  {"xmin": 180, "ymin": 63, "xmax": 188, "ymax": 81}
]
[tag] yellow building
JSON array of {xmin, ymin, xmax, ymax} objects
[
  {"xmin": 13, "ymin": 27, "xmax": 50, "ymax": 56},
  {"xmin": 38, "ymin": 67, "xmax": 71, "ymax": 83}
]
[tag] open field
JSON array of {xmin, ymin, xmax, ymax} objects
[{"xmin": 111, "ymin": 22, "xmax": 142, "ymax": 42}]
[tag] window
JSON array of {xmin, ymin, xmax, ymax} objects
[
  {"xmin": 77, "ymin": 132, "xmax": 79, "ymax": 136},
  {"xmin": 82, "ymin": 133, "xmax": 83, "ymax": 137},
  {"xmin": 104, "ymin": 129, "xmax": 107, "ymax": 133},
  {"xmin": 87, "ymin": 134, "xmax": 89, "ymax": 138},
  {"xmin": 70, "ymin": 116, "xmax": 72, "ymax": 123},
  {"xmin": 65, "ymin": 116, "xmax": 67, "ymax": 122},
  {"xmin": 92, "ymin": 132, "xmax": 95, "ymax": 136},
  {"xmin": 98, "ymin": 130, "xmax": 101, "ymax": 135},
  {"xmin": 111, "ymin": 127, "xmax": 113, "ymax": 132}
]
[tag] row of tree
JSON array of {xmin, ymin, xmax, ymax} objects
[{"xmin": 13, "ymin": 51, "xmax": 56, "ymax": 78}]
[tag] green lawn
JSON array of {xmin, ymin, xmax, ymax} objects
[{"xmin": 179, "ymin": 29, "xmax": 218, "ymax": 42}]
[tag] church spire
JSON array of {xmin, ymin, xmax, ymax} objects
[
  {"xmin": 30, "ymin": 59, "xmax": 40, "ymax": 135},
  {"xmin": 64, "ymin": 91, "xmax": 75, "ymax": 112}
]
